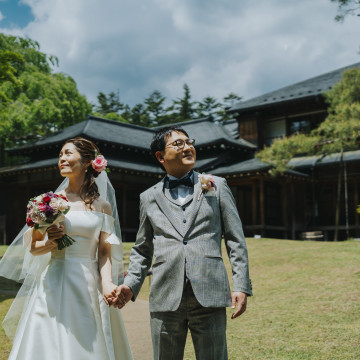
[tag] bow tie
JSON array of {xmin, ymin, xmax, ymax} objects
[{"xmin": 167, "ymin": 171, "xmax": 194, "ymax": 189}]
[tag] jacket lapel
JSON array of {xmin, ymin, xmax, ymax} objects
[
  {"xmin": 183, "ymin": 171, "xmax": 204, "ymax": 236},
  {"xmin": 153, "ymin": 179, "xmax": 186, "ymax": 237}
]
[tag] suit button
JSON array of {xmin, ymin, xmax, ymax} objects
[
  {"xmin": 183, "ymin": 219, "xmax": 186, "ymax": 223},
  {"xmin": 183, "ymin": 241, "xmax": 188, "ymax": 245},
  {"xmin": 182, "ymin": 207, "xmax": 186, "ymax": 211}
]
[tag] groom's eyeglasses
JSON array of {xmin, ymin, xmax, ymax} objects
[{"xmin": 165, "ymin": 139, "xmax": 196, "ymax": 150}]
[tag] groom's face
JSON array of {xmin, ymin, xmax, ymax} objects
[{"xmin": 156, "ymin": 131, "xmax": 196, "ymax": 177}]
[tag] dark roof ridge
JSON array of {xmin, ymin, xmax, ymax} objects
[
  {"xmin": 86, "ymin": 114, "xmax": 155, "ymax": 133},
  {"xmin": 152, "ymin": 117, "xmax": 213, "ymax": 129},
  {"xmin": 229, "ymin": 61, "xmax": 360, "ymax": 113}
]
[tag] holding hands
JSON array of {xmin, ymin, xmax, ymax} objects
[{"xmin": 103, "ymin": 284, "xmax": 133, "ymax": 308}]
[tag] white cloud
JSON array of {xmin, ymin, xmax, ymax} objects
[{"xmin": 1, "ymin": 0, "xmax": 359, "ymax": 106}]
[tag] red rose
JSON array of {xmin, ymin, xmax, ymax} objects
[
  {"xmin": 26, "ymin": 217, "xmax": 34, "ymax": 227},
  {"xmin": 54, "ymin": 194, "xmax": 59, "ymax": 198},
  {"xmin": 43, "ymin": 196, "xmax": 51, "ymax": 203},
  {"xmin": 38, "ymin": 203, "xmax": 46, "ymax": 212},
  {"xmin": 60, "ymin": 195, "xmax": 68, "ymax": 201}
]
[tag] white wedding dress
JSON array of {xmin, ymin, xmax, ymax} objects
[{"xmin": 8, "ymin": 210, "xmax": 133, "ymax": 360}]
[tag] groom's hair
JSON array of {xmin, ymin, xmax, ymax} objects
[{"xmin": 150, "ymin": 125, "xmax": 189, "ymax": 166}]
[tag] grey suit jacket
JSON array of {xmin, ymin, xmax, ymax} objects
[{"xmin": 124, "ymin": 171, "xmax": 252, "ymax": 312}]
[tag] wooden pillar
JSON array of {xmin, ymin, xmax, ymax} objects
[
  {"xmin": 282, "ymin": 181, "xmax": 288, "ymax": 239},
  {"xmin": 259, "ymin": 178, "xmax": 265, "ymax": 236},
  {"xmin": 354, "ymin": 181, "xmax": 359, "ymax": 226},
  {"xmin": 291, "ymin": 183, "xmax": 296, "ymax": 240},
  {"xmin": 252, "ymin": 182, "xmax": 257, "ymax": 225},
  {"xmin": 122, "ymin": 185, "xmax": 127, "ymax": 240}
]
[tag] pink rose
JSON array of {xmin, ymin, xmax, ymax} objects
[{"xmin": 91, "ymin": 155, "xmax": 107, "ymax": 173}]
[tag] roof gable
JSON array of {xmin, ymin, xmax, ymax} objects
[
  {"xmin": 9, "ymin": 115, "xmax": 155, "ymax": 153},
  {"xmin": 154, "ymin": 117, "xmax": 256, "ymax": 150},
  {"xmin": 229, "ymin": 62, "xmax": 360, "ymax": 113}
]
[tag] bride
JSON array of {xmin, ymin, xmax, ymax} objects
[{"xmin": 0, "ymin": 137, "xmax": 133, "ymax": 359}]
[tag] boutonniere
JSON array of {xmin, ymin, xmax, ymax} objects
[{"xmin": 198, "ymin": 173, "xmax": 215, "ymax": 200}]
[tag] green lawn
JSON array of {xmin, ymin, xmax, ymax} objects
[{"xmin": 1, "ymin": 240, "xmax": 360, "ymax": 360}]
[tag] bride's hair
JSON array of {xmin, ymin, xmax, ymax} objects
[{"xmin": 62, "ymin": 137, "xmax": 100, "ymax": 206}]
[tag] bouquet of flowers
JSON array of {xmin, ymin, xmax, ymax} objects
[{"xmin": 26, "ymin": 192, "xmax": 75, "ymax": 250}]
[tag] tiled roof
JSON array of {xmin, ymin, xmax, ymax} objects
[
  {"xmin": 9, "ymin": 115, "xmax": 154, "ymax": 153},
  {"xmin": 289, "ymin": 150, "xmax": 360, "ymax": 168},
  {"xmin": 0, "ymin": 157, "xmax": 162, "ymax": 176},
  {"xmin": 229, "ymin": 62, "xmax": 360, "ymax": 113},
  {"xmin": 153, "ymin": 117, "xmax": 256, "ymax": 150},
  {"xmin": 9, "ymin": 115, "xmax": 256, "ymax": 154}
]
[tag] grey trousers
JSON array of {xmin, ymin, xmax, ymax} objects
[{"xmin": 150, "ymin": 282, "xmax": 227, "ymax": 360}]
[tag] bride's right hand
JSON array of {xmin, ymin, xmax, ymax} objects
[{"xmin": 47, "ymin": 225, "xmax": 64, "ymax": 244}]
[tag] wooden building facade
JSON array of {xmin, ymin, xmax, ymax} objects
[
  {"xmin": 225, "ymin": 62, "xmax": 360, "ymax": 240},
  {"xmin": 1, "ymin": 63, "xmax": 359, "ymax": 242},
  {"xmin": 0, "ymin": 116, "xmax": 255, "ymax": 242}
]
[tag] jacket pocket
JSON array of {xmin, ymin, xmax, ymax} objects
[
  {"xmin": 152, "ymin": 255, "xmax": 166, "ymax": 267},
  {"xmin": 204, "ymin": 254, "xmax": 222, "ymax": 259}
]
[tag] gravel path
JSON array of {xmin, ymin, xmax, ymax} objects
[{"xmin": 121, "ymin": 299, "xmax": 153, "ymax": 360}]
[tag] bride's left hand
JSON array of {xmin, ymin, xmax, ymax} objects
[{"xmin": 102, "ymin": 282, "xmax": 118, "ymax": 306}]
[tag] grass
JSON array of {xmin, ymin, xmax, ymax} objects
[{"xmin": 1, "ymin": 240, "xmax": 360, "ymax": 359}]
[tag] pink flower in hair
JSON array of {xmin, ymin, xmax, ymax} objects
[{"xmin": 91, "ymin": 154, "xmax": 108, "ymax": 174}]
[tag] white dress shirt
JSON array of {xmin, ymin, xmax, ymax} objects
[{"xmin": 167, "ymin": 171, "xmax": 194, "ymax": 205}]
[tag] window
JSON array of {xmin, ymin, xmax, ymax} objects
[
  {"xmin": 289, "ymin": 119, "xmax": 311, "ymax": 134},
  {"xmin": 263, "ymin": 119, "xmax": 286, "ymax": 146}
]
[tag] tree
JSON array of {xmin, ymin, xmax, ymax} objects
[
  {"xmin": 130, "ymin": 103, "xmax": 152, "ymax": 127},
  {"xmin": 216, "ymin": 93, "xmax": 242, "ymax": 123},
  {"xmin": 0, "ymin": 34, "xmax": 91, "ymax": 166},
  {"xmin": 195, "ymin": 96, "xmax": 222, "ymax": 118},
  {"xmin": 0, "ymin": 51, "xmax": 24, "ymax": 89},
  {"xmin": 94, "ymin": 86, "xmax": 243, "ymax": 127},
  {"xmin": 144, "ymin": 90, "xmax": 169, "ymax": 126},
  {"xmin": 256, "ymin": 67, "xmax": 360, "ymax": 175},
  {"xmin": 95, "ymin": 90, "xmax": 124, "ymax": 115},
  {"xmin": 330, "ymin": 0, "xmax": 360, "ymax": 21},
  {"xmin": 223, "ymin": 92, "xmax": 242, "ymax": 107},
  {"xmin": 172, "ymin": 83, "xmax": 196, "ymax": 122}
]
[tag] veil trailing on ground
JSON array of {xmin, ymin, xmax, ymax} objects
[{"xmin": 0, "ymin": 171, "xmax": 124, "ymax": 339}]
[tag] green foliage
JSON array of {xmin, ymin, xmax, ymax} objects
[
  {"xmin": 129, "ymin": 103, "xmax": 152, "ymax": 127},
  {"xmin": 257, "ymin": 67, "xmax": 360, "ymax": 175},
  {"xmin": 314, "ymin": 68, "xmax": 360, "ymax": 152},
  {"xmin": 195, "ymin": 96, "xmax": 222, "ymax": 118},
  {"xmin": 330, "ymin": 0, "xmax": 360, "ymax": 21},
  {"xmin": 95, "ymin": 86, "xmax": 242, "ymax": 127},
  {"xmin": 0, "ymin": 33, "xmax": 91, "ymax": 165},
  {"xmin": 144, "ymin": 90, "xmax": 168, "ymax": 126},
  {"xmin": 95, "ymin": 91, "xmax": 124, "ymax": 115},
  {"xmin": 257, "ymin": 134, "xmax": 321, "ymax": 176}
]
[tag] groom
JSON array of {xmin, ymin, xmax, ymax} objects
[{"xmin": 114, "ymin": 125, "xmax": 252, "ymax": 359}]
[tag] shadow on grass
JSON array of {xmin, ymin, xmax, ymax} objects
[
  {"xmin": 0, "ymin": 294, "xmax": 15, "ymax": 303},
  {"xmin": 0, "ymin": 277, "xmax": 20, "ymax": 301}
]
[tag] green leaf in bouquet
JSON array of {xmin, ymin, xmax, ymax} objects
[{"xmin": 56, "ymin": 234, "xmax": 76, "ymax": 250}]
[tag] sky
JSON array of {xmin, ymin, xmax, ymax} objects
[{"xmin": 0, "ymin": 0, "xmax": 359, "ymax": 107}]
